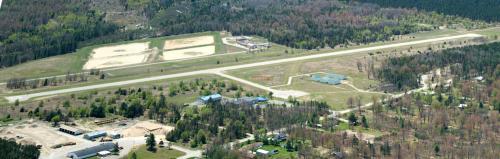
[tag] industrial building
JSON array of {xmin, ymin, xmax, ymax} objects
[
  {"xmin": 200, "ymin": 94, "xmax": 222, "ymax": 103},
  {"xmin": 66, "ymin": 142, "xmax": 115, "ymax": 159},
  {"xmin": 235, "ymin": 36, "xmax": 272, "ymax": 50},
  {"xmin": 83, "ymin": 131, "xmax": 107, "ymax": 140},
  {"xmin": 311, "ymin": 73, "xmax": 346, "ymax": 85},
  {"xmin": 59, "ymin": 125, "xmax": 83, "ymax": 135}
]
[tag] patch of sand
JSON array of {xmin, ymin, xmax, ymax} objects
[
  {"xmin": 0, "ymin": 123, "xmax": 83, "ymax": 157},
  {"xmin": 162, "ymin": 45, "xmax": 215, "ymax": 61},
  {"xmin": 83, "ymin": 42, "xmax": 151, "ymax": 69},
  {"xmin": 121, "ymin": 121, "xmax": 174, "ymax": 137},
  {"xmin": 164, "ymin": 35, "xmax": 214, "ymax": 50}
]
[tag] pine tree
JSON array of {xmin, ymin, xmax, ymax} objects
[{"xmin": 146, "ymin": 134, "xmax": 156, "ymax": 152}]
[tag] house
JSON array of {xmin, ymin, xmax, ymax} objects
[
  {"xmin": 83, "ymin": 131, "xmax": 107, "ymax": 140},
  {"xmin": 458, "ymin": 104, "xmax": 467, "ymax": 108},
  {"xmin": 67, "ymin": 143, "xmax": 115, "ymax": 159},
  {"xmin": 256, "ymin": 97, "xmax": 268, "ymax": 102},
  {"xmin": 273, "ymin": 133, "xmax": 287, "ymax": 142},
  {"xmin": 256, "ymin": 149, "xmax": 278, "ymax": 156},
  {"xmin": 474, "ymin": 76, "xmax": 484, "ymax": 81},
  {"xmin": 200, "ymin": 94, "xmax": 222, "ymax": 103},
  {"xmin": 59, "ymin": 125, "xmax": 83, "ymax": 135}
]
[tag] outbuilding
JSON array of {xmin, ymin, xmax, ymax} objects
[
  {"xmin": 83, "ymin": 131, "xmax": 107, "ymax": 140},
  {"xmin": 59, "ymin": 125, "xmax": 83, "ymax": 135},
  {"xmin": 200, "ymin": 94, "xmax": 222, "ymax": 103}
]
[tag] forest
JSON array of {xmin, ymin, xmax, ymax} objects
[
  {"xmin": 357, "ymin": 0, "xmax": 500, "ymax": 22},
  {"xmin": 377, "ymin": 42, "xmax": 500, "ymax": 90},
  {"xmin": 0, "ymin": 0, "xmax": 146, "ymax": 68},
  {"xmin": 0, "ymin": 0, "xmax": 487, "ymax": 68}
]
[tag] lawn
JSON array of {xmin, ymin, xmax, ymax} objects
[
  {"xmin": 123, "ymin": 145, "xmax": 185, "ymax": 159},
  {"xmin": 260, "ymin": 144, "xmax": 298, "ymax": 159}
]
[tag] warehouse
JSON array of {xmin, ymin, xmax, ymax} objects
[{"xmin": 66, "ymin": 142, "xmax": 115, "ymax": 159}]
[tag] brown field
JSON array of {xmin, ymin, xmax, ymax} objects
[
  {"xmin": 164, "ymin": 35, "xmax": 214, "ymax": 50},
  {"xmin": 162, "ymin": 45, "xmax": 215, "ymax": 61},
  {"xmin": 83, "ymin": 42, "xmax": 151, "ymax": 69}
]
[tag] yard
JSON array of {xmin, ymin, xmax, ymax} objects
[{"xmin": 260, "ymin": 145, "xmax": 298, "ymax": 159}]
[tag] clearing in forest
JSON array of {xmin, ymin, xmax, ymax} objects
[
  {"xmin": 83, "ymin": 42, "xmax": 151, "ymax": 69},
  {"xmin": 121, "ymin": 121, "xmax": 174, "ymax": 138}
]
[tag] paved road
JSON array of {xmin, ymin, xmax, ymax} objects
[{"xmin": 4, "ymin": 33, "xmax": 482, "ymax": 103}]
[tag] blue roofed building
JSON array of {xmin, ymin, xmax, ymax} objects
[
  {"xmin": 311, "ymin": 73, "xmax": 346, "ymax": 85},
  {"xmin": 256, "ymin": 97, "xmax": 268, "ymax": 102},
  {"xmin": 200, "ymin": 93, "xmax": 222, "ymax": 103},
  {"xmin": 83, "ymin": 131, "xmax": 107, "ymax": 140}
]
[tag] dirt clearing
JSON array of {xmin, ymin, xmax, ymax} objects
[
  {"xmin": 162, "ymin": 45, "xmax": 215, "ymax": 61},
  {"xmin": 0, "ymin": 122, "xmax": 84, "ymax": 157},
  {"xmin": 83, "ymin": 42, "xmax": 152, "ymax": 69},
  {"xmin": 164, "ymin": 35, "xmax": 214, "ymax": 50},
  {"xmin": 121, "ymin": 120, "xmax": 174, "ymax": 137}
]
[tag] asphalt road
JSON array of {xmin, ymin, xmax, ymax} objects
[{"xmin": 4, "ymin": 33, "xmax": 482, "ymax": 103}]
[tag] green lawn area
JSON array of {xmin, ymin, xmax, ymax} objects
[
  {"xmin": 123, "ymin": 145, "xmax": 185, "ymax": 159},
  {"xmin": 260, "ymin": 145, "xmax": 298, "ymax": 159}
]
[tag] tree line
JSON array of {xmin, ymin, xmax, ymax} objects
[
  {"xmin": 0, "ymin": 138, "xmax": 40, "ymax": 159},
  {"xmin": 357, "ymin": 0, "xmax": 500, "ymax": 22}
]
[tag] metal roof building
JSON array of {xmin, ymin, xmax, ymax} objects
[
  {"xmin": 66, "ymin": 142, "xmax": 115, "ymax": 159},
  {"xmin": 59, "ymin": 124, "xmax": 83, "ymax": 135},
  {"xmin": 200, "ymin": 94, "xmax": 222, "ymax": 103},
  {"xmin": 83, "ymin": 131, "xmax": 107, "ymax": 140},
  {"xmin": 311, "ymin": 73, "xmax": 346, "ymax": 85}
]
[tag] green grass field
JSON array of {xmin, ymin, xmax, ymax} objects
[
  {"xmin": 260, "ymin": 145, "xmax": 298, "ymax": 159},
  {"xmin": 123, "ymin": 145, "xmax": 185, "ymax": 159}
]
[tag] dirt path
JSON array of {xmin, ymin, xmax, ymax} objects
[{"xmin": 5, "ymin": 34, "xmax": 482, "ymax": 103}]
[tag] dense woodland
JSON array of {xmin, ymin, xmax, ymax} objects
[
  {"xmin": 357, "ymin": 0, "xmax": 500, "ymax": 22},
  {"xmin": 0, "ymin": 138, "xmax": 40, "ymax": 159},
  {"xmin": 0, "ymin": 0, "xmax": 488, "ymax": 68},
  {"xmin": 377, "ymin": 42, "xmax": 500, "ymax": 90}
]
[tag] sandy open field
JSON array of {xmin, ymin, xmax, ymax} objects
[
  {"xmin": 121, "ymin": 121, "xmax": 174, "ymax": 137},
  {"xmin": 162, "ymin": 45, "xmax": 215, "ymax": 61},
  {"xmin": 164, "ymin": 35, "xmax": 214, "ymax": 50},
  {"xmin": 83, "ymin": 42, "xmax": 151, "ymax": 69},
  {"xmin": 0, "ymin": 122, "xmax": 85, "ymax": 157}
]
